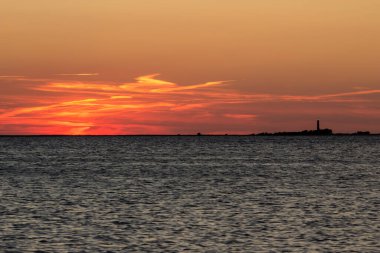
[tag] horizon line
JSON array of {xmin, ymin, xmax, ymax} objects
[{"xmin": 0, "ymin": 133, "xmax": 379, "ymax": 137}]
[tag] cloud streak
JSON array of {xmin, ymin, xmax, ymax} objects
[
  {"xmin": 55, "ymin": 73, "xmax": 100, "ymax": 76},
  {"xmin": 0, "ymin": 75, "xmax": 25, "ymax": 78},
  {"xmin": 0, "ymin": 74, "xmax": 379, "ymax": 134}
]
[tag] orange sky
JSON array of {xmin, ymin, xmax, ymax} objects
[{"xmin": 1, "ymin": 0, "xmax": 379, "ymax": 134}]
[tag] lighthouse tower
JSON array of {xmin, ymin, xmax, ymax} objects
[{"xmin": 317, "ymin": 120, "xmax": 320, "ymax": 131}]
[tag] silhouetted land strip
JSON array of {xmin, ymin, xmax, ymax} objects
[
  {"xmin": 253, "ymin": 120, "xmax": 374, "ymax": 136},
  {"xmin": 2, "ymin": 120, "xmax": 376, "ymax": 136},
  {"xmin": 0, "ymin": 132, "xmax": 378, "ymax": 137},
  {"xmin": 254, "ymin": 131, "xmax": 374, "ymax": 136},
  {"xmin": 256, "ymin": 129, "xmax": 333, "ymax": 136}
]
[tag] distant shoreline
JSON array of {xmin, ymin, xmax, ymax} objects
[
  {"xmin": 1, "ymin": 121, "xmax": 377, "ymax": 137},
  {"xmin": 0, "ymin": 134, "xmax": 379, "ymax": 137}
]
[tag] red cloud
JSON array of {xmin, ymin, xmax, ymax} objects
[{"xmin": 0, "ymin": 74, "xmax": 379, "ymax": 134}]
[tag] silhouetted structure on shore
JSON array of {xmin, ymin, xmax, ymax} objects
[
  {"xmin": 191, "ymin": 121, "xmax": 374, "ymax": 136},
  {"xmin": 257, "ymin": 120, "xmax": 333, "ymax": 136}
]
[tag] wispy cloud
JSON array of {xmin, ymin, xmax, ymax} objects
[
  {"xmin": 278, "ymin": 89, "xmax": 380, "ymax": 102},
  {"xmin": 224, "ymin": 114, "xmax": 257, "ymax": 119},
  {"xmin": 0, "ymin": 75, "xmax": 25, "ymax": 78},
  {"xmin": 1, "ymin": 74, "xmax": 379, "ymax": 134},
  {"xmin": 55, "ymin": 73, "xmax": 99, "ymax": 76},
  {"xmin": 35, "ymin": 74, "xmax": 229, "ymax": 96}
]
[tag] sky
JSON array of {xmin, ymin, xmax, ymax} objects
[{"xmin": 1, "ymin": 0, "xmax": 380, "ymax": 134}]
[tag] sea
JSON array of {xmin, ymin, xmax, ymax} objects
[{"xmin": 0, "ymin": 136, "xmax": 379, "ymax": 252}]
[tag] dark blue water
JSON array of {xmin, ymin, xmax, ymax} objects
[{"xmin": 0, "ymin": 136, "xmax": 379, "ymax": 252}]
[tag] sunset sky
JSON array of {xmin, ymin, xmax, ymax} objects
[{"xmin": 1, "ymin": 0, "xmax": 379, "ymax": 134}]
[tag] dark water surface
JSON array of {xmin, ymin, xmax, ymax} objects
[{"xmin": 0, "ymin": 136, "xmax": 379, "ymax": 252}]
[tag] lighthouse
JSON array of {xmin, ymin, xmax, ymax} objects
[{"xmin": 317, "ymin": 120, "xmax": 320, "ymax": 131}]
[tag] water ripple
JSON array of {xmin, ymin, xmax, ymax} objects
[{"xmin": 0, "ymin": 136, "xmax": 379, "ymax": 252}]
